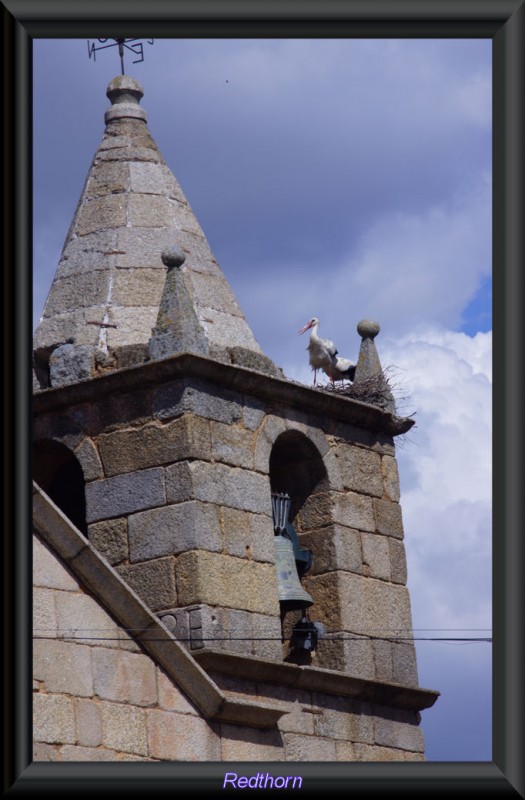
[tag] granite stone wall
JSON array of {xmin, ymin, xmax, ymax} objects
[
  {"xmin": 33, "ymin": 367, "xmax": 418, "ymax": 684},
  {"xmin": 33, "ymin": 532, "xmax": 425, "ymax": 762}
]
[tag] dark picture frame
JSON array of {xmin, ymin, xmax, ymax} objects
[{"xmin": 3, "ymin": 0, "xmax": 523, "ymax": 796}]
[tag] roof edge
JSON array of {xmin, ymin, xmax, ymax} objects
[
  {"xmin": 32, "ymin": 482, "xmax": 289, "ymax": 729},
  {"xmin": 33, "ymin": 352, "xmax": 415, "ymax": 437}
]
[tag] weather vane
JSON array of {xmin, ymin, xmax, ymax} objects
[{"xmin": 87, "ymin": 38, "xmax": 154, "ymax": 75}]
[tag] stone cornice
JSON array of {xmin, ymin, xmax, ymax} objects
[
  {"xmin": 194, "ymin": 649, "xmax": 440, "ymax": 713},
  {"xmin": 33, "ymin": 352, "xmax": 415, "ymax": 437}
]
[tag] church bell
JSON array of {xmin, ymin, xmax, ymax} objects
[{"xmin": 272, "ymin": 493, "xmax": 314, "ymax": 612}]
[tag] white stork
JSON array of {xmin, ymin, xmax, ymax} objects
[
  {"xmin": 325, "ymin": 354, "xmax": 356, "ymax": 383},
  {"xmin": 298, "ymin": 317, "xmax": 337, "ymax": 385}
]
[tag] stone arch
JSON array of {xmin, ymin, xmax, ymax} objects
[{"xmin": 33, "ymin": 439, "xmax": 88, "ymax": 535}]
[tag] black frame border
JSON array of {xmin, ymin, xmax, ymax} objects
[{"xmin": 3, "ymin": 0, "xmax": 524, "ymax": 796}]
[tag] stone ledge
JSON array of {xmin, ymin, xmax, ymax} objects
[
  {"xmin": 193, "ymin": 650, "xmax": 439, "ymax": 713},
  {"xmin": 32, "ymin": 482, "xmax": 290, "ymax": 730},
  {"xmin": 33, "ymin": 352, "xmax": 413, "ymax": 437}
]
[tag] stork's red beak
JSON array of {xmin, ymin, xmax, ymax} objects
[{"xmin": 298, "ymin": 320, "xmax": 314, "ymax": 335}]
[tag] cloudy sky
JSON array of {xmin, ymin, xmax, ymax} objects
[{"xmin": 33, "ymin": 38, "xmax": 492, "ymax": 762}]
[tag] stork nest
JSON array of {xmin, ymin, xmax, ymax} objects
[
  {"xmin": 328, "ymin": 374, "xmax": 392, "ymax": 408},
  {"xmin": 323, "ymin": 367, "xmax": 407, "ymax": 413}
]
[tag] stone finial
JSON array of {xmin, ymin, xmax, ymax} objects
[
  {"xmin": 353, "ymin": 319, "xmax": 396, "ymax": 413},
  {"xmin": 105, "ymin": 75, "xmax": 147, "ymax": 123},
  {"xmin": 149, "ymin": 246, "xmax": 209, "ymax": 360}
]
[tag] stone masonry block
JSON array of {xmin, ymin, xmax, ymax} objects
[
  {"xmin": 159, "ymin": 609, "xmax": 191, "ymax": 648},
  {"xmin": 114, "ymin": 226, "xmax": 180, "ymax": 269},
  {"xmin": 88, "ymin": 518, "xmax": 129, "ymax": 565},
  {"xmin": 305, "ymin": 571, "xmax": 414, "ymax": 638},
  {"xmin": 312, "ymin": 695, "xmax": 375, "ymax": 744},
  {"xmin": 101, "ymin": 702, "xmax": 148, "ymax": 756},
  {"xmin": 92, "ymin": 648, "xmax": 157, "ymax": 706},
  {"xmin": 299, "ymin": 525, "xmax": 362, "ymax": 576},
  {"xmin": 352, "ymin": 743, "xmax": 409, "ymax": 761},
  {"xmin": 176, "ymin": 551, "xmax": 280, "ymax": 616},
  {"xmin": 217, "ymin": 607, "xmax": 251, "ymax": 654},
  {"xmin": 87, "ymin": 161, "xmax": 129, "ymax": 197},
  {"xmin": 211, "ymin": 421, "xmax": 255, "ymax": 469},
  {"xmin": 200, "ymin": 306, "xmax": 261, "ymax": 353},
  {"xmin": 33, "ymin": 694, "xmax": 75, "ymax": 745},
  {"xmin": 188, "ymin": 272, "xmax": 242, "ymax": 316},
  {"xmin": 389, "ymin": 539, "xmax": 408, "ymax": 585},
  {"xmin": 333, "ymin": 491, "xmax": 376, "ymax": 533},
  {"xmin": 322, "ymin": 449, "xmax": 344, "ymax": 492},
  {"xmin": 382, "ymin": 455, "xmax": 401, "ymax": 501},
  {"xmin": 85, "ymin": 468, "xmax": 165, "ymax": 522},
  {"xmin": 156, "ymin": 668, "xmax": 199, "ymax": 715},
  {"xmin": 373, "ymin": 498, "xmax": 404, "ymax": 539},
  {"xmin": 220, "ymin": 724, "xmax": 284, "ymax": 762},
  {"xmin": 97, "ymin": 416, "xmax": 211, "ymax": 476},
  {"xmin": 219, "ymin": 508, "xmax": 275, "ymax": 564},
  {"xmin": 111, "ymin": 268, "xmax": 165, "ymax": 307},
  {"xmin": 221, "ymin": 506, "xmax": 251, "ymax": 559},
  {"xmin": 248, "ymin": 513, "xmax": 276, "ymax": 564},
  {"xmin": 251, "ymin": 613, "xmax": 283, "ymax": 660},
  {"xmin": 372, "ymin": 706, "xmax": 424, "ymax": 753},
  {"xmin": 32, "ymin": 743, "xmax": 59, "ymax": 762},
  {"xmin": 283, "ymin": 733, "xmax": 336, "ymax": 761},
  {"xmin": 44, "ymin": 272, "xmax": 111, "ymax": 316},
  {"xmin": 242, "ymin": 398, "xmax": 266, "ymax": 431},
  {"xmin": 33, "ymin": 535, "xmax": 78, "ymax": 591},
  {"xmin": 147, "ymin": 709, "xmax": 221, "ymax": 760},
  {"xmin": 75, "ymin": 698, "xmax": 103, "ymax": 747},
  {"xmin": 361, "ymin": 533, "xmax": 391, "ymax": 581},
  {"xmin": 128, "ymin": 194, "xmax": 173, "ymax": 227},
  {"xmin": 296, "ymin": 492, "xmax": 333, "ymax": 531},
  {"xmin": 152, "ymin": 378, "xmax": 243, "ymax": 425},
  {"xmin": 75, "ymin": 194, "xmax": 127, "ymax": 235},
  {"xmin": 164, "ymin": 461, "xmax": 194, "ymax": 503},
  {"xmin": 33, "ymin": 587, "xmax": 57, "ymax": 638},
  {"xmin": 105, "ymin": 305, "xmax": 159, "ymax": 347},
  {"xmin": 166, "ymin": 460, "xmax": 272, "ymax": 515},
  {"xmin": 49, "ymin": 342, "xmax": 94, "ymax": 386},
  {"xmin": 74, "ymin": 438, "xmax": 104, "ymax": 482},
  {"xmin": 117, "ymin": 557, "xmax": 177, "ymax": 612},
  {"xmin": 373, "ymin": 638, "xmax": 394, "ymax": 682},
  {"xmin": 314, "ymin": 633, "xmax": 376, "ymax": 680},
  {"xmin": 33, "ymin": 639, "xmax": 94, "ymax": 697},
  {"xmin": 57, "ymin": 229, "xmax": 118, "ymax": 278},
  {"xmin": 92, "ymin": 386, "xmax": 152, "ymax": 433},
  {"xmin": 128, "ymin": 501, "xmax": 222, "ymax": 562},
  {"xmin": 334, "ymin": 444, "xmax": 383, "ymax": 497},
  {"xmin": 129, "ymin": 161, "xmax": 166, "ymax": 194},
  {"xmin": 391, "ymin": 641, "xmax": 419, "ymax": 686},
  {"xmin": 54, "ymin": 590, "xmax": 125, "ymax": 648}
]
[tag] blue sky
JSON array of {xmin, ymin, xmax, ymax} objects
[{"xmin": 33, "ymin": 38, "xmax": 492, "ymax": 762}]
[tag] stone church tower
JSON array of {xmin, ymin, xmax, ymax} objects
[{"xmin": 32, "ymin": 75, "xmax": 438, "ymax": 763}]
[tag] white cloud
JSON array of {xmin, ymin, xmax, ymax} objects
[{"xmin": 381, "ymin": 329, "xmax": 492, "ymax": 633}]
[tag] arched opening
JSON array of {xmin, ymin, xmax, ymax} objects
[
  {"xmin": 33, "ymin": 440, "xmax": 88, "ymax": 535},
  {"xmin": 269, "ymin": 430, "xmax": 329, "ymax": 530},
  {"xmin": 269, "ymin": 430, "xmax": 331, "ymax": 664}
]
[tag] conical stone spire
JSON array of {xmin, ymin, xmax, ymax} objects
[{"xmin": 33, "ymin": 75, "xmax": 278, "ymax": 389}]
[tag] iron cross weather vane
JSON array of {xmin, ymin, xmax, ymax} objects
[{"xmin": 88, "ymin": 38, "xmax": 154, "ymax": 75}]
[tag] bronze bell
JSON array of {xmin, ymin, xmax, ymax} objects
[{"xmin": 274, "ymin": 533, "xmax": 314, "ymax": 611}]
